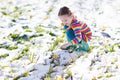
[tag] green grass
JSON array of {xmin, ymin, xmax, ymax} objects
[
  {"xmin": 27, "ymin": 52, "xmax": 35, "ymax": 63},
  {"xmin": 49, "ymin": 39, "xmax": 59, "ymax": 51},
  {"xmin": 13, "ymin": 71, "xmax": 29, "ymax": 80},
  {"xmin": 106, "ymin": 74, "xmax": 114, "ymax": 78},
  {"xmin": 35, "ymin": 25, "xmax": 45, "ymax": 33},
  {"xmin": 10, "ymin": 54, "xmax": 23, "ymax": 62},
  {"xmin": 98, "ymin": 75, "xmax": 103, "ymax": 79},
  {"xmin": 49, "ymin": 37, "xmax": 64, "ymax": 51},
  {"xmin": 0, "ymin": 66, "xmax": 9, "ymax": 69},
  {"xmin": 65, "ymin": 70, "xmax": 72, "ymax": 79},
  {"xmin": 0, "ymin": 54, "xmax": 9, "ymax": 59},
  {"xmin": 49, "ymin": 31, "xmax": 56, "ymax": 36},
  {"xmin": 10, "ymin": 33, "xmax": 19, "ymax": 39},
  {"xmin": 44, "ymin": 74, "xmax": 51, "ymax": 80},
  {"xmin": 0, "ymin": 44, "xmax": 18, "ymax": 50},
  {"xmin": 8, "ymin": 45, "xmax": 18, "ymax": 50},
  {"xmin": 25, "ymin": 29, "xmax": 32, "ymax": 32},
  {"xmin": 47, "ymin": 6, "xmax": 54, "ymax": 15}
]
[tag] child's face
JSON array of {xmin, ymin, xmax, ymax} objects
[{"xmin": 59, "ymin": 14, "xmax": 73, "ymax": 26}]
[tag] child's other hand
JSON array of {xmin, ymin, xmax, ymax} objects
[{"xmin": 66, "ymin": 27, "xmax": 71, "ymax": 32}]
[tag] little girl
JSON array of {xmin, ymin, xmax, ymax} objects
[{"xmin": 58, "ymin": 6, "xmax": 92, "ymax": 52}]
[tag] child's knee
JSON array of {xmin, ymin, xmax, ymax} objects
[{"xmin": 80, "ymin": 40, "xmax": 90, "ymax": 51}]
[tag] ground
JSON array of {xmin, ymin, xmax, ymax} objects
[{"xmin": 0, "ymin": 0, "xmax": 120, "ymax": 80}]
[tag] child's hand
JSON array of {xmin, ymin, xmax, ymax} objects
[{"xmin": 66, "ymin": 27, "xmax": 71, "ymax": 32}]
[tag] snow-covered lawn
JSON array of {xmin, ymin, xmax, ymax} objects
[{"xmin": 0, "ymin": 0, "xmax": 120, "ymax": 80}]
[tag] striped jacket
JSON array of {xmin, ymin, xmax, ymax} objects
[{"xmin": 64, "ymin": 19, "xmax": 92, "ymax": 45}]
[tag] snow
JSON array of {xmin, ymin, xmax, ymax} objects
[{"xmin": 0, "ymin": 0, "xmax": 120, "ymax": 80}]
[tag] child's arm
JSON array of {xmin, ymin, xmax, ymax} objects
[
  {"xmin": 81, "ymin": 22, "xmax": 92, "ymax": 41},
  {"xmin": 71, "ymin": 23, "xmax": 82, "ymax": 44}
]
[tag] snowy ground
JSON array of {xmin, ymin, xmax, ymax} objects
[{"xmin": 0, "ymin": 0, "xmax": 120, "ymax": 80}]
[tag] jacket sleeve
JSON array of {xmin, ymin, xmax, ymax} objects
[
  {"xmin": 81, "ymin": 22, "xmax": 92, "ymax": 41},
  {"xmin": 71, "ymin": 23, "xmax": 82, "ymax": 44}
]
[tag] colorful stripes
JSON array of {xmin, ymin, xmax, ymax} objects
[
  {"xmin": 72, "ymin": 38, "xmax": 78, "ymax": 44},
  {"xmin": 82, "ymin": 34, "xmax": 88, "ymax": 42},
  {"xmin": 82, "ymin": 23, "xmax": 87, "ymax": 28},
  {"xmin": 71, "ymin": 21, "xmax": 82, "ymax": 44},
  {"xmin": 71, "ymin": 36, "xmax": 82, "ymax": 44},
  {"xmin": 64, "ymin": 19, "xmax": 92, "ymax": 44},
  {"xmin": 72, "ymin": 23, "xmax": 81, "ymax": 28},
  {"xmin": 74, "ymin": 29, "xmax": 81, "ymax": 34},
  {"xmin": 71, "ymin": 19, "xmax": 92, "ymax": 43},
  {"xmin": 81, "ymin": 23, "xmax": 92, "ymax": 41}
]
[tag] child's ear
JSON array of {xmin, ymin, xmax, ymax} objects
[{"xmin": 61, "ymin": 23, "xmax": 64, "ymax": 26}]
